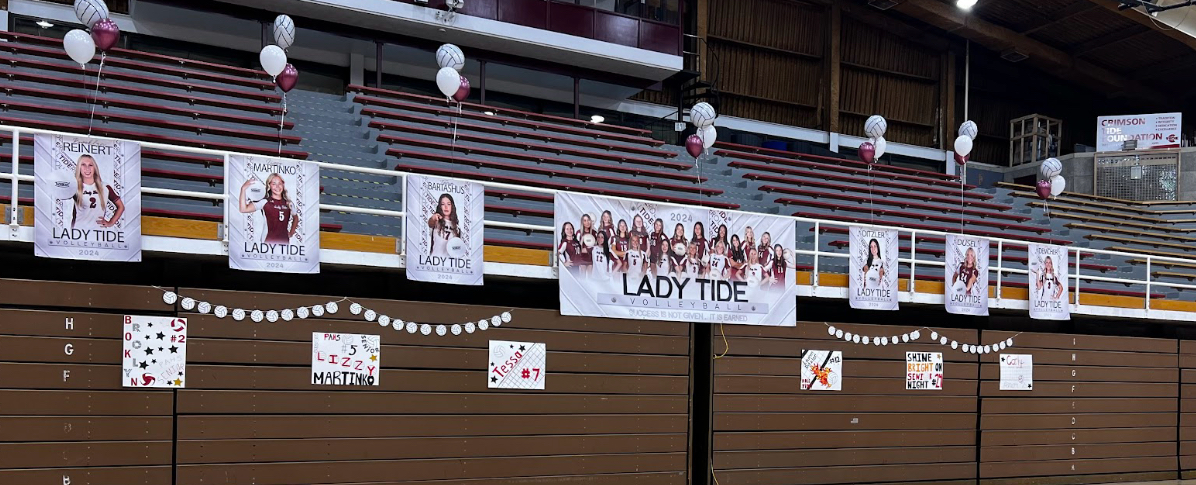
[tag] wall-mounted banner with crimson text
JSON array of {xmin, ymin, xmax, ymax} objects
[
  {"xmin": 311, "ymin": 332, "xmax": 380, "ymax": 386},
  {"xmin": 1028, "ymin": 243, "xmax": 1070, "ymax": 321},
  {"xmin": 489, "ymin": 340, "xmax": 546, "ymax": 390},
  {"xmin": 228, "ymin": 155, "xmax": 320, "ymax": 274},
  {"xmin": 405, "ymin": 174, "xmax": 484, "ymax": 285},
  {"xmin": 1096, "ymin": 112, "xmax": 1181, "ymax": 152},
  {"xmin": 554, "ymin": 192, "xmax": 797, "ymax": 326},
  {"xmin": 123, "ymin": 315, "xmax": 187, "ymax": 388}
]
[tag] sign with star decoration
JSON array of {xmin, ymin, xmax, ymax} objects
[
  {"xmin": 122, "ymin": 315, "xmax": 187, "ymax": 388},
  {"xmin": 488, "ymin": 340, "xmax": 546, "ymax": 390},
  {"xmin": 311, "ymin": 333, "xmax": 380, "ymax": 386}
]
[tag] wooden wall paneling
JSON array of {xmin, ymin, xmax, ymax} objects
[
  {"xmin": 171, "ymin": 288, "xmax": 692, "ymax": 485},
  {"xmin": 1181, "ymin": 340, "xmax": 1196, "ymax": 477},
  {"xmin": 979, "ymin": 330, "xmax": 1179, "ymax": 483},
  {"xmin": 0, "ymin": 298, "xmax": 174, "ymax": 485},
  {"xmin": 839, "ymin": 17, "xmax": 941, "ymax": 146},
  {"xmin": 712, "ymin": 321, "xmax": 979, "ymax": 485}
]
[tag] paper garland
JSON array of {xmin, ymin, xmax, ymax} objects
[
  {"xmin": 157, "ymin": 288, "xmax": 512, "ymax": 337},
  {"xmin": 824, "ymin": 323, "xmax": 1021, "ymax": 355}
]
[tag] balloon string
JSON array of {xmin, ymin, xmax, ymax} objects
[
  {"xmin": 451, "ymin": 102, "xmax": 460, "ymax": 154},
  {"xmin": 87, "ymin": 54, "xmax": 106, "ymax": 138},
  {"xmin": 277, "ymin": 90, "xmax": 286, "ymax": 158},
  {"xmin": 959, "ymin": 164, "xmax": 964, "ymax": 234}
]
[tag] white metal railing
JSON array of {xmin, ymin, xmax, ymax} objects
[{"xmin": 3, "ymin": 124, "xmax": 1196, "ymax": 319}]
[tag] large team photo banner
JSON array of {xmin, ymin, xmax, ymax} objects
[
  {"xmin": 227, "ymin": 155, "xmax": 320, "ymax": 273},
  {"xmin": 945, "ymin": 234, "xmax": 989, "ymax": 316},
  {"xmin": 34, "ymin": 134, "xmax": 142, "ymax": 262},
  {"xmin": 1028, "ymin": 243, "xmax": 1070, "ymax": 320},
  {"xmin": 405, "ymin": 174, "xmax": 483, "ymax": 285},
  {"xmin": 555, "ymin": 193, "xmax": 797, "ymax": 326},
  {"xmin": 849, "ymin": 226, "xmax": 899, "ymax": 310}
]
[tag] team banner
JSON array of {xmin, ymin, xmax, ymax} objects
[
  {"xmin": 228, "ymin": 155, "xmax": 320, "ymax": 273},
  {"xmin": 1028, "ymin": 243, "xmax": 1070, "ymax": 320},
  {"xmin": 405, "ymin": 175, "xmax": 483, "ymax": 285},
  {"xmin": 34, "ymin": 134, "xmax": 141, "ymax": 261},
  {"xmin": 849, "ymin": 226, "xmax": 899, "ymax": 310},
  {"xmin": 554, "ymin": 193, "xmax": 797, "ymax": 326},
  {"xmin": 945, "ymin": 234, "xmax": 989, "ymax": 316}
]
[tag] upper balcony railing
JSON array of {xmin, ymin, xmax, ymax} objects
[{"xmin": 403, "ymin": 0, "xmax": 682, "ymax": 56}]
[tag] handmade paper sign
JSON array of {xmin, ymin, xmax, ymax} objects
[
  {"xmin": 311, "ymin": 332, "xmax": 380, "ymax": 386},
  {"xmin": 999, "ymin": 353, "xmax": 1033, "ymax": 390},
  {"xmin": 123, "ymin": 315, "xmax": 187, "ymax": 388},
  {"xmin": 906, "ymin": 351, "xmax": 943, "ymax": 390},
  {"xmin": 800, "ymin": 350, "xmax": 842, "ymax": 391},
  {"xmin": 488, "ymin": 340, "xmax": 546, "ymax": 390}
]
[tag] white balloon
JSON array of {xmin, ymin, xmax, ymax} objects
[
  {"xmin": 74, "ymin": 0, "xmax": 109, "ymax": 29},
  {"xmin": 954, "ymin": 135, "xmax": 973, "ymax": 158},
  {"xmin": 259, "ymin": 45, "xmax": 287, "ymax": 77},
  {"xmin": 63, "ymin": 29, "xmax": 95, "ymax": 67},
  {"xmin": 273, "ymin": 15, "xmax": 296, "ymax": 50},
  {"xmin": 699, "ymin": 125, "xmax": 717, "ymax": 149},
  {"xmin": 436, "ymin": 44, "xmax": 466, "ymax": 70},
  {"xmin": 865, "ymin": 115, "xmax": 887, "ymax": 138},
  {"xmin": 873, "ymin": 136, "xmax": 887, "ymax": 159},
  {"xmin": 959, "ymin": 120, "xmax": 978, "ymax": 140},
  {"xmin": 1040, "ymin": 157, "xmax": 1063, "ymax": 178},
  {"xmin": 690, "ymin": 102, "xmax": 716, "ymax": 128},
  {"xmin": 436, "ymin": 67, "xmax": 462, "ymax": 98},
  {"xmin": 1050, "ymin": 175, "xmax": 1066, "ymax": 196}
]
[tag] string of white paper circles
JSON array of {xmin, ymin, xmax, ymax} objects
[
  {"xmin": 825, "ymin": 323, "xmax": 1020, "ymax": 354},
  {"xmin": 157, "ymin": 289, "xmax": 512, "ymax": 336}
]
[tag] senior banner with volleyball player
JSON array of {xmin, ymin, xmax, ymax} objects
[
  {"xmin": 1028, "ymin": 243, "xmax": 1070, "ymax": 320},
  {"xmin": 227, "ymin": 155, "xmax": 320, "ymax": 273},
  {"xmin": 554, "ymin": 193, "xmax": 797, "ymax": 326},
  {"xmin": 405, "ymin": 174, "xmax": 484, "ymax": 285},
  {"xmin": 849, "ymin": 226, "xmax": 899, "ymax": 310},
  {"xmin": 944, "ymin": 234, "xmax": 989, "ymax": 316},
  {"xmin": 34, "ymin": 134, "xmax": 142, "ymax": 262}
]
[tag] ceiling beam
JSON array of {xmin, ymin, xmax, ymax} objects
[
  {"xmin": 1069, "ymin": 25, "xmax": 1152, "ymax": 56},
  {"xmin": 1132, "ymin": 51, "xmax": 1196, "ymax": 80},
  {"xmin": 1082, "ymin": 0, "xmax": 1196, "ymax": 51},
  {"xmin": 1020, "ymin": 3, "xmax": 1099, "ymax": 35},
  {"xmin": 890, "ymin": 0, "xmax": 1169, "ymax": 104}
]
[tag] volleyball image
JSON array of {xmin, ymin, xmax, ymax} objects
[
  {"xmin": 951, "ymin": 279, "xmax": 967, "ymax": 297},
  {"xmin": 959, "ymin": 120, "xmax": 978, "ymax": 140},
  {"xmin": 74, "ymin": 0, "xmax": 109, "ymax": 29},
  {"xmin": 690, "ymin": 102, "xmax": 716, "ymax": 128},
  {"xmin": 864, "ymin": 115, "xmax": 887, "ymax": 139},
  {"xmin": 436, "ymin": 44, "xmax": 465, "ymax": 70},
  {"xmin": 273, "ymin": 15, "xmax": 296, "ymax": 50},
  {"xmin": 672, "ymin": 242, "xmax": 687, "ymax": 256},
  {"xmin": 446, "ymin": 237, "xmax": 467, "ymax": 258},
  {"xmin": 46, "ymin": 170, "xmax": 78, "ymax": 200},
  {"xmin": 1040, "ymin": 158, "xmax": 1062, "ymax": 178},
  {"xmin": 244, "ymin": 179, "xmax": 266, "ymax": 201},
  {"xmin": 581, "ymin": 233, "xmax": 596, "ymax": 248}
]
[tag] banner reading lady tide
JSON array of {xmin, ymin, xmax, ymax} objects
[
  {"xmin": 554, "ymin": 193, "xmax": 797, "ymax": 326},
  {"xmin": 849, "ymin": 226, "xmax": 899, "ymax": 310},
  {"xmin": 34, "ymin": 134, "xmax": 142, "ymax": 261},
  {"xmin": 1028, "ymin": 243, "xmax": 1070, "ymax": 320},
  {"xmin": 944, "ymin": 234, "xmax": 989, "ymax": 316},
  {"xmin": 227, "ymin": 155, "xmax": 320, "ymax": 273},
  {"xmin": 404, "ymin": 174, "xmax": 483, "ymax": 285}
]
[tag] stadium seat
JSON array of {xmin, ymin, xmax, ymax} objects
[
  {"xmin": 716, "ymin": 141, "xmax": 959, "ymax": 181},
  {"xmin": 773, "ymin": 191, "xmax": 1029, "ymax": 221},
  {"xmin": 732, "ymin": 162, "xmax": 993, "ymax": 200},
  {"xmin": 717, "ymin": 148, "xmax": 973, "ymax": 190}
]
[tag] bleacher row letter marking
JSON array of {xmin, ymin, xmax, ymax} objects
[
  {"xmin": 63, "ymin": 370, "xmax": 70, "ymax": 382},
  {"xmin": 64, "ymin": 344, "xmax": 74, "ymax": 356},
  {"xmin": 63, "ymin": 475, "xmax": 70, "ymax": 485},
  {"xmin": 65, "ymin": 317, "xmax": 74, "ymax": 330}
]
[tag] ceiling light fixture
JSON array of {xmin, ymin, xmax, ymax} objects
[{"xmin": 957, "ymin": 0, "xmax": 978, "ymax": 10}]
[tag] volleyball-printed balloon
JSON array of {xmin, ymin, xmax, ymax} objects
[
  {"xmin": 436, "ymin": 44, "xmax": 465, "ymax": 70},
  {"xmin": 74, "ymin": 0, "xmax": 109, "ymax": 29},
  {"xmin": 1040, "ymin": 157, "xmax": 1062, "ymax": 178},
  {"xmin": 690, "ymin": 102, "xmax": 716, "ymax": 128},
  {"xmin": 273, "ymin": 15, "xmax": 296, "ymax": 50},
  {"xmin": 864, "ymin": 115, "xmax": 887, "ymax": 139},
  {"xmin": 959, "ymin": 120, "xmax": 978, "ymax": 140}
]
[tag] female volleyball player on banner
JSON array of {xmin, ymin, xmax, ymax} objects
[
  {"xmin": 849, "ymin": 226, "xmax": 898, "ymax": 310},
  {"xmin": 1028, "ymin": 243, "xmax": 1070, "ymax": 320},
  {"xmin": 227, "ymin": 154, "xmax": 320, "ymax": 274},
  {"xmin": 404, "ymin": 174, "xmax": 483, "ymax": 285},
  {"xmin": 34, "ymin": 134, "xmax": 142, "ymax": 262},
  {"xmin": 945, "ymin": 234, "xmax": 989, "ymax": 316}
]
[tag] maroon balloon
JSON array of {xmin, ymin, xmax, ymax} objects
[
  {"xmin": 954, "ymin": 152, "xmax": 969, "ymax": 166},
  {"xmin": 276, "ymin": 63, "xmax": 298, "ymax": 93},
  {"xmin": 858, "ymin": 142, "xmax": 875, "ymax": 164},
  {"xmin": 1035, "ymin": 179, "xmax": 1053, "ymax": 200},
  {"xmin": 685, "ymin": 134, "xmax": 703, "ymax": 158},
  {"xmin": 91, "ymin": 18, "xmax": 120, "ymax": 52},
  {"xmin": 453, "ymin": 76, "xmax": 470, "ymax": 102}
]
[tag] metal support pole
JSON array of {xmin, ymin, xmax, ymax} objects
[{"xmin": 375, "ymin": 41, "xmax": 384, "ymax": 88}]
